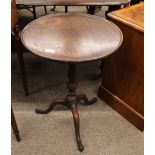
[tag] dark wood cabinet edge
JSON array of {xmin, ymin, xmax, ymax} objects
[{"xmin": 97, "ymin": 86, "xmax": 144, "ymax": 131}]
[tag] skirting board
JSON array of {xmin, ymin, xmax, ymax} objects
[{"xmin": 98, "ymin": 86, "xmax": 144, "ymax": 131}]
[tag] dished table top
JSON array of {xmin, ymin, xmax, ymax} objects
[
  {"xmin": 21, "ymin": 13, "xmax": 123, "ymax": 63},
  {"xmin": 16, "ymin": 0, "xmax": 130, "ymax": 6}
]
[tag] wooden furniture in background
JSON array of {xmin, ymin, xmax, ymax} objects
[
  {"xmin": 12, "ymin": 0, "xmax": 28, "ymax": 96},
  {"xmin": 21, "ymin": 13, "xmax": 123, "ymax": 151},
  {"xmin": 106, "ymin": 0, "xmax": 144, "ymax": 18},
  {"xmin": 16, "ymin": 0, "xmax": 130, "ymax": 15},
  {"xmin": 11, "ymin": 0, "xmax": 22, "ymax": 142},
  {"xmin": 98, "ymin": 2, "xmax": 144, "ymax": 131},
  {"xmin": 11, "ymin": 106, "xmax": 21, "ymax": 142},
  {"xmin": 16, "ymin": 0, "xmax": 49, "ymax": 19}
]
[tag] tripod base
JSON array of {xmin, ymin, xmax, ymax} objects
[
  {"xmin": 35, "ymin": 63, "xmax": 97, "ymax": 151},
  {"xmin": 36, "ymin": 94, "xmax": 97, "ymax": 152}
]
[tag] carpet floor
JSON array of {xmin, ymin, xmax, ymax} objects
[{"xmin": 11, "ymin": 6, "xmax": 144, "ymax": 155}]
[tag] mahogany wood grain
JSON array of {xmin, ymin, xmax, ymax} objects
[
  {"xmin": 108, "ymin": 2, "xmax": 144, "ymax": 32},
  {"xmin": 98, "ymin": 3, "xmax": 144, "ymax": 131},
  {"xmin": 21, "ymin": 13, "xmax": 123, "ymax": 63},
  {"xmin": 21, "ymin": 13, "xmax": 123, "ymax": 151}
]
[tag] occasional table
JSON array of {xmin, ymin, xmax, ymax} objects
[{"xmin": 21, "ymin": 13, "xmax": 123, "ymax": 151}]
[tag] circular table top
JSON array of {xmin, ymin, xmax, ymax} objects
[{"xmin": 21, "ymin": 13, "xmax": 123, "ymax": 63}]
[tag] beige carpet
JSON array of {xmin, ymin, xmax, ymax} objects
[{"xmin": 12, "ymin": 6, "xmax": 144, "ymax": 155}]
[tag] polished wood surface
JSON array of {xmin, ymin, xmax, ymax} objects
[
  {"xmin": 108, "ymin": 2, "xmax": 144, "ymax": 32},
  {"xmin": 98, "ymin": 3, "xmax": 144, "ymax": 131},
  {"xmin": 21, "ymin": 13, "xmax": 123, "ymax": 63},
  {"xmin": 16, "ymin": 0, "xmax": 129, "ymax": 6},
  {"xmin": 21, "ymin": 13, "xmax": 123, "ymax": 151}
]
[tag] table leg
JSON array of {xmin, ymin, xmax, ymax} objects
[
  {"xmin": 32, "ymin": 5, "xmax": 36, "ymax": 19},
  {"xmin": 51, "ymin": 5, "xmax": 56, "ymax": 11},
  {"xmin": 35, "ymin": 98, "xmax": 66, "ymax": 114},
  {"xmin": 88, "ymin": 6, "xmax": 96, "ymax": 15},
  {"xmin": 71, "ymin": 103, "xmax": 84, "ymax": 152},
  {"xmin": 14, "ymin": 25, "xmax": 28, "ymax": 96},
  {"xmin": 66, "ymin": 63, "xmax": 84, "ymax": 152},
  {"xmin": 77, "ymin": 94, "xmax": 97, "ymax": 106},
  {"xmin": 86, "ymin": 6, "xmax": 89, "ymax": 13},
  {"xmin": 11, "ymin": 107, "xmax": 21, "ymax": 142},
  {"xmin": 100, "ymin": 59, "xmax": 104, "ymax": 76},
  {"xmin": 65, "ymin": 5, "xmax": 68, "ymax": 13},
  {"xmin": 44, "ymin": 5, "xmax": 47, "ymax": 15}
]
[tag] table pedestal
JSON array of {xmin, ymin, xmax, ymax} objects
[{"xmin": 35, "ymin": 63, "xmax": 97, "ymax": 152}]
